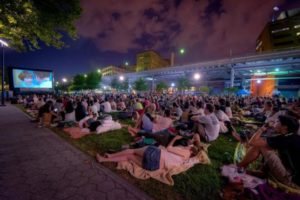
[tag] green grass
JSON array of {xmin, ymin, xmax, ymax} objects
[{"xmin": 16, "ymin": 105, "xmax": 238, "ymax": 200}]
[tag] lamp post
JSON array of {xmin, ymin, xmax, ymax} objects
[{"xmin": 0, "ymin": 39, "xmax": 8, "ymax": 107}]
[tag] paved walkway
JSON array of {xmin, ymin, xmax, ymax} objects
[{"xmin": 0, "ymin": 104, "xmax": 151, "ymax": 200}]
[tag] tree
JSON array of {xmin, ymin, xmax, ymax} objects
[
  {"xmin": 133, "ymin": 78, "xmax": 148, "ymax": 91},
  {"xmin": 224, "ymin": 87, "xmax": 239, "ymax": 94},
  {"xmin": 199, "ymin": 86, "xmax": 210, "ymax": 94},
  {"xmin": 177, "ymin": 77, "xmax": 190, "ymax": 91},
  {"xmin": 72, "ymin": 74, "xmax": 85, "ymax": 90},
  {"xmin": 156, "ymin": 81, "xmax": 168, "ymax": 92},
  {"xmin": 0, "ymin": 0, "xmax": 81, "ymax": 51},
  {"xmin": 110, "ymin": 78, "xmax": 129, "ymax": 91},
  {"xmin": 86, "ymin": 71, "xmax": 101, "ymax": 89}
]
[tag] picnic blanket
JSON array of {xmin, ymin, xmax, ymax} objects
[
  {"xmin": 117, "ymin": 145, "xmax": 211, "ymax": 185},
  {"xmin": 64, "ymin": 127, "xmax": 90, "ymax": 139}
]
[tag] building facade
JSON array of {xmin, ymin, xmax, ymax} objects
[
  {"xmin": 136, "ymin": 50, "xmax": 170, "ymax": 72},
  {"xmin": 101, "ymin": 65, "xmax": 126, "ymax": 76},
  {"xmin": 256, "ymin": 7, "xmax": 300, "ymax": 52}
]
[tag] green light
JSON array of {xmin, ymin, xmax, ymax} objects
[
  {"xmin": 179, "ymin": 48, "xmax": 185, "ymax": 55},
  {"xmin": 84, "ymin": 74, "xmax": 87, "ymax": 78},
  {"xmin": 97, "ymin": 69, "xmax": 101, "ymax": 73}
]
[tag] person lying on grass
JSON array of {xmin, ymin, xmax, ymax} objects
[
  {"xmin": 96, "ymin": 134, "xmax": 206, "ymax": 170},
  {"xmin": 237, "ymin": 115, "xmax": 300, "ymax": 188}
]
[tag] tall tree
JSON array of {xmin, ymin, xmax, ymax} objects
[
  {"xmin": 111, "ymin": 77, "xmax": 129, "ymax": 91},
  {"xmin": 177, "ymin": 77, "xmax": 190, "ymax": 91},
  {"xmin": 156, "ymin": 81, "xmax": 168, "ymax": 92},
  {"xmin": 133, "ymin": 78, "xmax": 148, "ymax": 91},
  {"xmin": 0, "ymin": 0, "xmax": 81, "ymax": 51},
  {"xmin": 86, "ymin": 71, "xmax": 101, "ymax": 89},
  {"xmin": 72, "ymin": 74, "xmax": 85, "ymax": 90}
]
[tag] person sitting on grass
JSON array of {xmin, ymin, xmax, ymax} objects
[
  {"xmin": 237, "ymin": 115, "xmax": 300, "ymax": 187},
  {"xmin": 128, "ymin": 104, "xmax": 156, "ymax": 136},
  {"xmin": 96, "ymin": 134, "xmax": 205, "ymax": 170},
  {"xmin": 191, "ymin": 103, "xmax": 220, "ymax": 142},
  {"xmin": 36, "ymin": 100, "xmax": 57, "ymax": 127}
]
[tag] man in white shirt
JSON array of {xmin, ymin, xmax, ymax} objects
[
  {"xmin": 192, "ymin": 103, "xmax": 220, "ymax": 142},
  {"xmin": 101, "ymin": 100, "xmax": 112, "ymax": 113}
]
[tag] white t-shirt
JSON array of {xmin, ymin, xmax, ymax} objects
[
  {"xmin": 101, "ymin": 101, "xmax": 112, "ymax": 113},
  {"xmin": 215, "ymin": 110, "xmax": 230, "ymax": 122},
  {"xmin": 199, "ymin": 113, "xmax": 220, "ymax": 142},
  {"xmin": 90, "ymin": 104, "xmax": 98, "ymax": 114},
  {"xmin": 225, "ymin": 107, "xmax": 233, "ymax": 118}
]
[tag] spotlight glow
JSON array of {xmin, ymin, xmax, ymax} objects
[{"xmin": 193, "ymin": 73, "xmax": 201, "ymax": 80}]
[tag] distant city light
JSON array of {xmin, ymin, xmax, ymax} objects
[
  {"xmin": 171, "ymin": 83, "xmax": 175, "ymax": 87},
  {"xmin": 56, "ymin": 81, "xmax": 59, "ymax": 85},
  {"xmin": 84, "ymin": 74, "xmax": 87, "ymax": 78},
  {"xmin": 119, "ymin": 75, "xmax": 124, "ymax": 81},
  {"xmin": 62, "ymin": 78, "xmax": 67, "ymax": 83},
  {"xmin": 275, "ymin": 68, "xmax": 280, "ymax": 72},
  {"xmin": 273, "ymin": 6, "xmax": 279, "ymax": 11},
  {"xmin": 97, "ymin": 69, "xmax": 101, "ymax": 73},
  {"xmin": 257, "ymin": 79, "xmax": 261, "ymax": 84},
  {"xmin": 103, "ymin": 86, "xmax": 107, "ymax": 90},
  {"xmin": 193, "ymin": 73, "xmax": 201, "ymax": 80},
  {"xmin": 125, "ymin": 61, "xmax": 129, "ymax": 66},
  {"xmin": 179, "ymin": 48, "xmax": 185, "ymax": 55},
  {"xmin": 257, "ymin": 70, "xmax": 261, "ymax": 73}
]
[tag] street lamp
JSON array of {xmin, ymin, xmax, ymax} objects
[
  {"xmin": 125, "ymin": 61, "xmax": 129, "ymax": 66},
  {"xmin": 0, "ymin": 39, "xmax": 8, "ymax": 106},
  {"xmin": 119, "ymin": 75, "xmax": 124, "ymax": 81},
  {"xmin": 179, "ymin": 48, "xmax": 185, "ymax": 55},
  {"xmin": 272, "ymin": 6, "xmax": 280, "ymax": 22},
  {"xmin": 193, "ymin": 73, "xmax": 201, "ymax": 80},
  {"xmin": 84, "ymin": 74, "xmax": 87, "ymax": 78},
  {"xmin": 62, "ymin": 78, "xmax": 67, "ymax": 83},
  {"xmin": 171, "ymin": 83, "xmax": 175, "ymax": 87},
  {"xmin": 97, "ymin": 69, "xmax": 101, "ymax": 73}
]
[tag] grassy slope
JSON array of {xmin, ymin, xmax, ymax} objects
[{"xmin": 16, "ymin": 105, "xmax": 237, "ymax": 200}]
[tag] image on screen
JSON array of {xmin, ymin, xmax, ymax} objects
[{"xmin": 13, "ymin": 69, "xmax": 53, "ymax": 89}]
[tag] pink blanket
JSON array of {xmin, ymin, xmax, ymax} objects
[{"xmin": 63, "ymin": 127, "xmax": 90, "ymax": 139}]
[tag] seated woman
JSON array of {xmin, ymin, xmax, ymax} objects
[
  {"xmin": 96, "ymin": 134, "xmax": 203, "ymax": 170},
  {"xmin": 128, "ymin": 104, "xmax": 156, "ymax": 136},
  {"xmin": 64, "ymin": 101, "xmax": 76, "ymax": 122}
]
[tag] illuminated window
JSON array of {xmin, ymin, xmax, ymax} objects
[
  {"xmin": 271, "ymin": 27, "xmax": 290, "ymax": 34},
  {"xmin": 294, "ymin": 25, "xmax": 300, "ymax": 29}
]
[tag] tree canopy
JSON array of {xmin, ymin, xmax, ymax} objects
[
  {"xmin": 72, "ymin": 74, "xmax": 86, "ymax": 90},
  {"xmin": 156, "ymin": 81, "xmax": 168, "ymax": 92},
  {"xmin": 110, "ymin": 77, "xmax": 129, "ymax": 91},
  {"xmin": 133, "ymin": 78, "xmax": 148, "ymax": 91},
  {"xmin": 86, "ymin": 71, "xmax": 101, "ymax": 89},
  {"xmin": 177, "ymin": 77, "xmax": 190, "ymax": 91},
  {"xmin": 0, "ymin": 0, "xmax": 81, "ymax": 51}
]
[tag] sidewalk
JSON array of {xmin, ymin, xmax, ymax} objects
[{"xmin": 0, "ymin": 104, "xmax": 152, "ymax": 200}]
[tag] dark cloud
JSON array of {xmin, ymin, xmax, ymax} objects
[{"xmin": 77, "ymin": 0, "xmax": 285, "ymax": 60}]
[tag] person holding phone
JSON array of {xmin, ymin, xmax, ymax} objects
[{"xmin": 238, "ymin": 115, "xmax": 300, "ymax": 187}]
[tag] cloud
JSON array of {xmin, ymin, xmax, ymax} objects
[{"xmin": 77, "ymin": 0, "xmax": 285, "ymax": 60}]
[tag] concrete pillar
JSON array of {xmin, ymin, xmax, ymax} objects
[
  {"xmin": 151, "ymin": 76, "xmax": 155, "ymax": 92},
  {"xmin": 230, "ymin": 67, "xmax": 235, "ymax": 88}
]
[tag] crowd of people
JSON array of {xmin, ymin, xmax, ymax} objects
[{"xmin": 17, "ymin": 92, "xmax": 300, "ymax": 193}]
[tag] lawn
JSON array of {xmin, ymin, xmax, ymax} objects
[{"xmin": 16, "ymin": 105, "xmax": 238, "ymax": 200}]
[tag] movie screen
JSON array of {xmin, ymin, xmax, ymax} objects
[{"xmin": 12, "ymin": 69, "xmax": 53, "ymax": 89}]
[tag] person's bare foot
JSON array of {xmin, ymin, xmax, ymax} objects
[{"xmin": 96, "ymin": 153, "xmax": 106, "ymax": 162}]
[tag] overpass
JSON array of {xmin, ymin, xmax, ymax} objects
[{"xmin": 102, "ymin": 48, "xmax": 300, "ymax": 88}]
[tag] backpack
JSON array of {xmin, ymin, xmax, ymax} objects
[{"xmin": 142, "ymin": 146, "xmax": 161, "ymax": 171}]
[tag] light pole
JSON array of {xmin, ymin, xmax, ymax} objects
[{"xmin": 0, "ymin": 39, "xmax": 8, "ymax": 106}]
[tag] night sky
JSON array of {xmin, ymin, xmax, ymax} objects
[{"xmin": 6, "ymin": 0, "xmax": 300, "ymax": 80}]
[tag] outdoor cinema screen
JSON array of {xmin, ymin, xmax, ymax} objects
[{"xmin": 12, "ymin": 69, "xmax": 53, "ymax": 89}]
